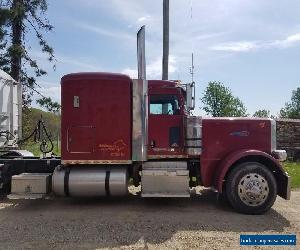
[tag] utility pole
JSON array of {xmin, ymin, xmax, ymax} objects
[{"xmin": 162, "ymin": 0, "xmax": 169, "ymax": 80}]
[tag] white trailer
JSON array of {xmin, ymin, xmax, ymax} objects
[{"xmin": 0, "ymin": 69, "xmax": 22, "ymax": 148}]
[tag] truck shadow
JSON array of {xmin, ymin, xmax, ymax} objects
[{"xmin": 0, "ymin": 188, "xmax": 291, "ymax": 248}]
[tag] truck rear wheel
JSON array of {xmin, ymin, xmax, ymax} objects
[{"xmin": 225, "ymin": 162, "xmax": 277, "ymax": 214}]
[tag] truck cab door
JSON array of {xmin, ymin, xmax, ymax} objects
[{"xmin": 148, "ymin": 94, "xmax": 185, "ymax": 158}]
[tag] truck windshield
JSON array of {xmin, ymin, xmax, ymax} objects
[{"xmin": 150, "ymin": 95, "xmax": 180, "ymax": 115}]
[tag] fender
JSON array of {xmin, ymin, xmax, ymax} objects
[{"xmin": 214, "ymin": 149, "xmax": 286, "ymax": 193}]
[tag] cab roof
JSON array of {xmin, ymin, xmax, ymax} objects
[{"xmin": 61, "ymin": 72, "xmax": 131, "ymax": 83}]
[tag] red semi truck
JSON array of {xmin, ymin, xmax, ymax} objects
[
  {"xmin": 48, "ymin": 71, "xmax": 290, "ymax": 214},
  {"xmin": 0, "ymin": 27, "xmax": 290, "ymax": 215}
]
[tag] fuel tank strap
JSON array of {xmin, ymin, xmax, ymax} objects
[
  {"xmin": 64, "ymin": 168, "xmax": 71, "ymax": 197},
  {"xmin": 105, "ymin": 171, "xmax": 110, "ymax": 196}
]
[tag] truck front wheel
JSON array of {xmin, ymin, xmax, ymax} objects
[{"xmin": 225, "ymin": 162, "xmax": 277, "ymax": 214}]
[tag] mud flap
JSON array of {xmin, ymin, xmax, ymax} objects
[{"xmin": 277, "ymin": 171, "xmax": 291, "ymax": 200}]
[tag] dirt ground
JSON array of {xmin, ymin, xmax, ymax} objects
[{"xmin": 0, "ymin": 188, "xmax": 299, "ymax": 250}]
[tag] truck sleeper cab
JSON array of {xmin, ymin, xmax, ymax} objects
[{"xmin": 54, "ymin": 72, "xmax": 290, "ymax": 214}]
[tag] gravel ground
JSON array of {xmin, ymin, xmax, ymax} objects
[{"xmin": 0, "ymin": 188, "xmax": 299, "ymax": 250}]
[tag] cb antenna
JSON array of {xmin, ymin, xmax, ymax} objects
[
  {"xmin": 189, "ymin": 53, "xmax": 195, "ymax": 83},
  {"xmin": 189, "ymin": 0, "xmax": 195, "ymax": 83}
]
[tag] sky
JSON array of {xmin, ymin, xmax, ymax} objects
[{"xmin": 29, "ymin": 0, "xmax": 300, "ymax": 116}]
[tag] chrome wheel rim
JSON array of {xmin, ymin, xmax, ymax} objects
[{"xmin": 238, "ymin": 173, "xmax": 269, "ymax": 206}]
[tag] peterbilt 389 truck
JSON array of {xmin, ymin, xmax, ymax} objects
[{"xmin": 0, "ymin": 27, "xmax": 290, "ymax": 214}]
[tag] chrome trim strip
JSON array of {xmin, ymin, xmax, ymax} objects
[
  {"xmin": 62, "ymin": 160, "xmax": 132, "ymax": 165},
  {"xmin": 148, "ymin": 155, "xmax": 188, "ymax": 159}
]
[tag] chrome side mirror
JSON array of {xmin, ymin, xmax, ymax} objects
[{"xmin": 186, "ymin": 82, "xmax": 195, "ymax": 111}]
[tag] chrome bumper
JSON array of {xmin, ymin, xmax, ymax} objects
[{"xmin": 272, "ymin": 150, "xmax": 288, "ymax": 162}]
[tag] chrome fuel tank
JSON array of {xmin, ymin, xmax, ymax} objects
[{"xmin": 52, "ymin": 166, "xmax": 128, "ymax": 197}]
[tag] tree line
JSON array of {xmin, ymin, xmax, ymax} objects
[{"xmin": 201, "ymin": 81, "xmax": 300, "ymax": 119}]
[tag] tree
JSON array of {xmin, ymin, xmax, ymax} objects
[
  {"xmin": 37, "ymin": 96, "xmax": 60, "ymax": 113},
  {"xmin": 280, "ymin": 87, "xmax": 300, "ymax": 119},
  {"xmin": 0, "ymin": 7, "xmax": 10, "ymax": 71},
  {"xmin": 201, "ymin": 81, "xmax": 248, "ymax": 117},
  {"xmin": 253, "ymin": 109, "xmax": 270, "ymax": 118},
  {"xmin": 0, "ymin": 0, "xmax": 55, "ymax": 106}
]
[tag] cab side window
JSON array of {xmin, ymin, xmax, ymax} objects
[{"xmin": 150, "ymin": 95, "xmax": 180, "ymax": 115}]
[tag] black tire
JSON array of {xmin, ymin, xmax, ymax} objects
[{"xmin": 225, "ymin": 162, "xmax": 277, "ymax": 214}]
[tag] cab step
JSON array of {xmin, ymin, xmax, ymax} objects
[{"xmin": 141, "ymin": 161, "xmax": 190, "ymax": 197}]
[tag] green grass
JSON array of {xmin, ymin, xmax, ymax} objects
[{"xmin": 284, "ymin": 162, "xmax": 300, "ymax": 189}]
